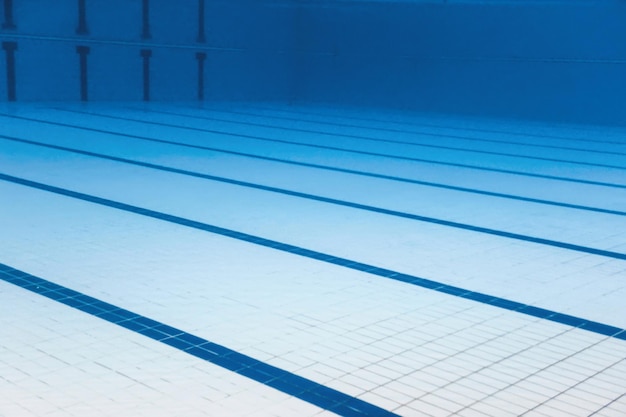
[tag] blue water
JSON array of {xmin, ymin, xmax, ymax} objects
[
  {"xmin": 2, "ymin": 2, "xmax": 626, "ymax": 416},
  {"xmin": 2, "ymin": 0, "xmax": 626, "ymax": 124}
]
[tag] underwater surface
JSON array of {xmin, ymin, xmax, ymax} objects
[{"xmin": 1, "ymin": 1, "xmax": 626, "ymax": 416}]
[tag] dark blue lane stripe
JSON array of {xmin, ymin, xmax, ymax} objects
[
  {"xmin": 1, "ymin": 133, "xmax": 624, "ymax": 218},
  {"xmin": 3, "ymin": 135, "xmax": 626, "ymax": 261},
  {"xmin": 248, "ymin": 104, "xmax": 626, "ymax": 147},
  {"xmin": 1, "ymin": 172, "xmax": 625, "ymax": 341},
  {"xmin": 54, "ymin": 107, "xmax": 626, "ymax": 170},
  {"xmin": 0, "ymin": 263, "xmax": 399, "ymax": 417},
  {"xmin": 141, "ymin": 106, "xmax": 626, "ymax": 158},
  {"xmin": 0, "ymin": 133, "xmax": 611, "ymax": 217},
  {"xmin": 1, "ymin": 111, "xmax": 625, "ymax": 190}
]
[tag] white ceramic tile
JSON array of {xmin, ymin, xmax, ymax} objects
[{"xmin": 0, "ymin": 283, "xmax": 326, "ymax": 417}]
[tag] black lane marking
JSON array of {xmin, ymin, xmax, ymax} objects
[
  {"xmin": 0, "ymin": 263, "xmax": 399, "ymax": 417},
  {"xmin": 1, "ymin": 173, "xmax": 625, "ymax": 341},
  {"xmin": 60, "ymin": 107, "xmax": 626, "ymax": 170},
  {"xmin": 4, "ymin": 134, "xmax": 626, "ymax": 258},
  {"xmin": 247, "ymin": 104, "xmax": 626, "ymax": 147},
  {"xmin": 1, "ymin": 111, "xmax": 625, "ymax": 190},
  {"xmin": 146, "ymin": 106, "xmax": 626, "ymax": 158}
]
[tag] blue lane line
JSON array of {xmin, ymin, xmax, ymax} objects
[
  {"xmin": 0, "ymin": 263, "xmax": 399, "ymax": 417},
  {"xmin": 244, "ymin": 104, "xmax": 626, "ymax": 147},
  {"xmin": 2, "ymin": 132, "xmax": 623, "ymax": 217},
  {"xmin": 1, "ymin": 111, "xmax": 625, "ymax": 190},
  {"xmin": 139, "ymin": 106, "xmax": 626, "ymax": 158},
  {"xmin": 54, "ymin": 107, "xmax": 626, "ymax": 170},
  {"xmin": 1, "ymin": 172, "xmax": 625, "ymax": 341},
  {"xmin": 3, "ymin": 135, "xmax": 626, "ymax": 261}
]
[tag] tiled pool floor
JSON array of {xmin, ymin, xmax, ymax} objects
[{"xmin": 1, "ymin": 102, "xmax": 625, "ymax": 416}]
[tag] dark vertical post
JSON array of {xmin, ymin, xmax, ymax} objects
[
  {"xmin": 196, "ymin": 52, "xmax": 206, "ymax": 101},
  {"xmin": 76, "ymin": 0, "xmax": 88, "ymax": 34},
  {"xmin": 2, "ymin": 0, "xmax": 15, "ymax": 29},
  {"xmin": 76, "ymin": 46, "xmax": 90, "ymax": 101},
  {"xmin": 197, "ymin": 0, "xmax": 206, "ymax": 43},
  {"xmin": 141, "ymin": 49, "xmax": 152, "ymax": 101},
  {"xmin": 141, "ymin": 0, "xmax": 151, "ymax": 39},
  {"xmin": 2, "ymin": 41, "xmax": 17, "ymax": 101}
]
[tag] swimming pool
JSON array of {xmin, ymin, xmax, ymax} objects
[{"xmin": 2, "ymin": 1, "xmax": 626, "ymax": 416}]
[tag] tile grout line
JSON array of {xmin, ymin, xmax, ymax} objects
[
  {"xmin": 518, "ymin": 358, "xmax": 626, "ymax": 416},
  {"xmin": 588, "ymin": 392, "xmax": 626, "ymax": 416}
]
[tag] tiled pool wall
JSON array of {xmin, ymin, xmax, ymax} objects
[{"xmin": 1, "ymin": 0, "xmax": 626, "ymax": 123}]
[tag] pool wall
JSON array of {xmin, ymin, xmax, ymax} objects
[{"xmin": 1, "ymin": 0, "xmax": 625, "ymax": 124}]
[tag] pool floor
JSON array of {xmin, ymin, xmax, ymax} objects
[{"xmin": 1, "ymin": 102, "xmax": 625, "ymax": 416}]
